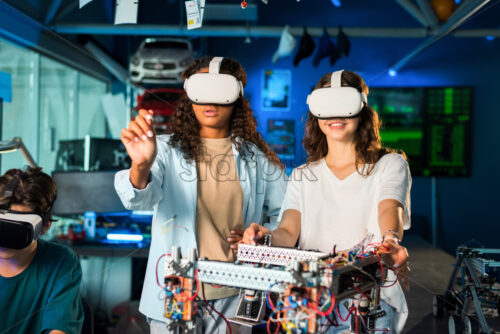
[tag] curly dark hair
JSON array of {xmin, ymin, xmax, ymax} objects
[
  {"xmin": 303, "ymin": 70, "xmax": 406, "ymax": 175},
  {"xmin": 0, "ymin": 167, "xmax": 57, "ymax": 223},
  {"xmin": 167, "ymin": 56, "xmax": 283, "ymax": 168}
]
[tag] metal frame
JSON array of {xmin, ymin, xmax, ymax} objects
[
  {"xmin": 435, "ymin": 246, "xmax": 500, "ymax": 333},
  {"xmin": 237, "ymin": 243, "xmax": 328, "ymax": 266}
]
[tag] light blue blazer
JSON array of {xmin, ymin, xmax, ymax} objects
[{"xmin": 114, "ymin": 134, "xmax": 287, "ymax": 321}]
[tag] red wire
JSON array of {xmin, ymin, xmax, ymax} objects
[
  {"xmin": 378, "ymin": 253, "xmax": 385, "ymax": 283},
  {"xmin": 274, "ymin": 321, "xmax": 281, "ymax": 334},
  {"xmin": 381, "ymin": 268, "xmax": 400, "ymax": 288},
  {"xmin": 201, "ymin": 282, "xmax": 232, "ymax": 334},
  {"xmin": 307, "ymin": 289, "xmax": 335, "ymax": 317},
  {"xmin": 353, "ymin": 286, "xmax": 370, "ymax": 299},
  {"xmin": 336, "ymin": 305, "xmax": 355, "ymax": 322},
  {"xmin": 354, "ymin": 307, "xmax": 358, "ymax": 334},
  {"xmin": 155, "ymin": 253, "xmax": 171, "ymax": 288},
  {"xmin": 267, "ymin": 290, "xmax": 276, "ymax": 311}
]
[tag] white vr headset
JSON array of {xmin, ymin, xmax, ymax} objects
[
  {"xmin": 307, "ymin": 70, "xmax": 367, "ymax": 119},
  {"xmin": 184, "ymin": 57, "xmax": 244, "ymax": 105}
]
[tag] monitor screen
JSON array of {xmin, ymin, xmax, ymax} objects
[
  {"xmin": 370, "ymin": 87, "xmax": 473, "ymax": 177},
  {"xmin": 51, "ymin": 171, "xmax": 126, "ymax": 215}
]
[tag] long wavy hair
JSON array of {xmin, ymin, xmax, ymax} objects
[
  {"xmin": 303, "ymin": 71, "xmax": 406, "ymax": 175},
  {"xmin": 168, "ymin": 56, "xmax": 282, "ymax": 168}
]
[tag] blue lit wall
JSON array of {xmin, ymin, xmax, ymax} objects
[{"xmin": 207, "ymin": 35, "xmax": 500, "ymax": 253}]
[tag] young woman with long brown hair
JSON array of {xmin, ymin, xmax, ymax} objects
[
  {"xmin": 115, "ymin": 56, "xmax": 286, "ymax": 333},
  {"xmin": 242, "ymin": 70, "xmax": 411, "ymax": 333}
]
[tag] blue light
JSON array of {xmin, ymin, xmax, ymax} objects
[
  {"xmin": 131, "ymin": 210, "xmax": 154, "ymax": 216},
  {"xmin": 106, "ymin": 233, "xmax": 144, "ymax": 242},
  {"xmin": 330, "ymin": 0, "xmax": 341, "ymax": 7},
  {"xmin": 485, "ymin": 36, "xmax": 495, "ymax": 41},
  {"xmin": 388, "ymin": 69, "xmax": 397, "ymax": 77}
]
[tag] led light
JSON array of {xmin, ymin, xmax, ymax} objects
[
  {"xmin": 485, "ymin": 36, "xmax": 495, "ymax": 41},
  {"xmin": 388, "ymin": 69, "xmax": 397, "ymax": 77},
  {"xmin": 131, "ymin": 210, "xmax": 153, "ymax": 216},
  {"xmin": 330, "ymin": 0, "xmax": 341, "ymax": 7},
  {"xmin": 106, "ymin": 233, "xmax": 144, "ymax": 242}
]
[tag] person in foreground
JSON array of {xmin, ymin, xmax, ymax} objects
[
  {"xmin": 0, "ymin": 167, "xmax": 83, "ymax": 334},
  {"xmin": 242, "ymin": 70, "xmax": 412, "ymax": 334},
  {"xmin": 115, "ymin": 56, "xmax": 286, "ymax": 333}
]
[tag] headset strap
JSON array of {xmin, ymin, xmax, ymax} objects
[
  {"xmin": 0, "ymin": 176, "xmax": 20, "ymax": 210},
  {"xmin": 331, "ymin": 70, "xmax": 368, "ymax": 104},
  {"xmin": 209, "ymin": 57, "xmax": 224, "ymax": 74},
  {"xmin": 331, "ymin": 70, "xmax": 343, "ymax": 88}
]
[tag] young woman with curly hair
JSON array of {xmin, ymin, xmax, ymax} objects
[
  {"xmin": 242, "ymin": 71, "xmax": 412, "ymax": 333},
  {"xmin": 115, "ymin": 56, "xmax": 286, "ymax": 333}
]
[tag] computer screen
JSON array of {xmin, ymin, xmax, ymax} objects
[
  {"xmin": 370, "ymin": 87, "xmax": 473, "ymax": 177},
  {"xmin": 51, "ymin": 171, "xmax": 126, "ymax": 215}
]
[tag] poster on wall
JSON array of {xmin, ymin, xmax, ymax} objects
[
  {"xmin": 265, "ymin": 119, "xmax": 295, "ymax": 172},
  {"xmin": 261, "ymin": 69, "xmax": 291, "ymax": 111}
]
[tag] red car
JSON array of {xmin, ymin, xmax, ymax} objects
[{"xmin": 133, "ymin": 88, "xmax": 184, "ymax": 134}]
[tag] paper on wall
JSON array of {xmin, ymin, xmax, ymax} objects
[
  {"xmin": 114, "ymin": 0, "xmax": 139, "ymax": 25},
  {"xmin": 185, "ymin": 0, "xmax": 202, "ymax": 30},
  {"xmin": 79, "ymin": 0, "xmax": 93, "ymax": 8}
]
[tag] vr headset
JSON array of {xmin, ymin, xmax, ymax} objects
[
  {"xmin": 184, "ymin": 57, "xmax": 244, "ymax": 105},
  {"xmin": 0, "ymin": 176, "xmax": 47, "ymax": 250},
  {"xmin": 0, "ymin": 212, "xmax": 44, "ymax": 249},
  {"xmin": 307, "ymin": 70, "xmax": 367, "ymax": 119}
]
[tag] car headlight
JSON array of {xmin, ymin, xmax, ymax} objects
[
  {"xmin": 180, "ymin": 57, "xmax": 193, "ymax": 67},
  {"xmin": 131, "ymin": 57, "xmax": 140, "ymax": 66}
]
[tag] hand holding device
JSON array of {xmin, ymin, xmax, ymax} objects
[
  {"xmin": 380, "ymin": 239, "xmax": 410, "ymax": 290},
  {"xmin": 240, "ymin": 223, "xmax": 271, "ymax": 246},
  {"xmin": 227, "ymin": 229, "xmax": 244, "ymax": 250}
]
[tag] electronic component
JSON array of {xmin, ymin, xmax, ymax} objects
[{"xmin": 162, "ymin": 234, "xmax": 388, "ymax": 334}]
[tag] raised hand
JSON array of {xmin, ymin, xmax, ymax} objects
[{"xmin": 121, "ymin": 109, "xmax": 158, "ymax": 188}]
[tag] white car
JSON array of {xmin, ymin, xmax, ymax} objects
[{"xmin": 129, "ymin": 38, "xmax": 194, "ymax": 84}]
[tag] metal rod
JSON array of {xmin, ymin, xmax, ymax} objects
[
  {"xmin": 51, "ymin": 24, "xmax": 431, "ymax": 38},
  {"xmin": 431, "ymin": 177, "xmax": 437, "ymax": 247},
  {"xmin": 15, "ymin": 138, "xmax": 37, "ymax": 167},
  {"xmin": 415, "ymin": 0, "xmax": 439, "ymax": 28},
  {"xmin": 390, "ymin": 0, "xmax": 491, "ymax": 72},
  {"xmin": 394, "ymin": 0, "xmax": 429, "ymax": 26},
  {"xmin": 51, "ymin": 23, "xmax": 500, "ymax": 39}
]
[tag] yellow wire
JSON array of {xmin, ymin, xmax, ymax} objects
[
  {"xmin": 173, "ymin": 299, "xmax": 190, "ymax": 315},
  {"xmin": 281, "ymin": 321, "xmax": 293, "ymax": 334},
  {"xmin": 165, "ymin": 301, "xmax": 174, "ymax": 317}
]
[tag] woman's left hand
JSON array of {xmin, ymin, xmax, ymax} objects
[
  {"xmin": 227, "ymin": 229, "xmax": 244, "ymax": 250},
  {"xmin": 379, "ymin": 239, "xmax": 410, "ymax": 291}
]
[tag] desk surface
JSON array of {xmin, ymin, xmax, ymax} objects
[{"xmin": 55, "ymin": 240, "xmax": 150, "ymax": 258}]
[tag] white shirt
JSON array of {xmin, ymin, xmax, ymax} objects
[{"xmin": 279, "ymin": 153, "xmax": 411, "ymax": 333}]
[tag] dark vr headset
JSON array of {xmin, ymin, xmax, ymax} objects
[
  {"xmin": 0, "ymin": 176, "xmax": 49, "ymax": 250},
  {"xmin": 0, "ymin": 212, "xmax": 44, "ymax": 249}
]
